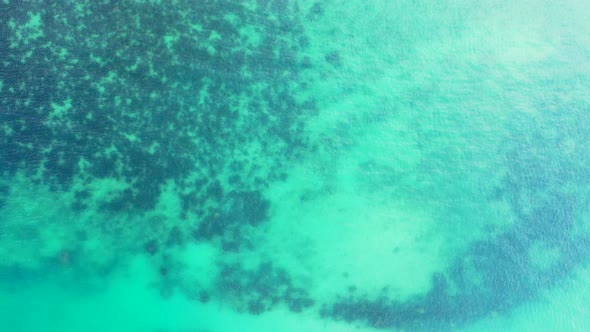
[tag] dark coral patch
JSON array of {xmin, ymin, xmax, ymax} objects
[
  {"xmin": 1, "ymin": 0, "xmax": 317, "ymax": 217},
  {"xmin": 217, "ymin": 262, "xmax": 314, "ymax": 315},
  {"xmin": 193, "ymin": 190, "xmax": 270, "ymax": 244},
  {"xmin": 144, "ymin": 239, "xmax": 159, "ymax": 256}
]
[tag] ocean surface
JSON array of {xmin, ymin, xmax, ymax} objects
[{"xmin": 1, "ymin": 0, "xmax": 590, "ymax": 331}]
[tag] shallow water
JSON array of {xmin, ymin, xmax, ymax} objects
[{"xmin": 2, "ymin": 0, "xmax": 590, "ymax": 331}]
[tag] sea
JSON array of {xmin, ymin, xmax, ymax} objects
[{"xmin": 1, "ymin": 0, "xmax": 590, "ymax": 331}]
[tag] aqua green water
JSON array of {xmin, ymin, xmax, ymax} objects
[{"xmin": 2, "ymin": 0, "xmax": 590, "ymax": 331}]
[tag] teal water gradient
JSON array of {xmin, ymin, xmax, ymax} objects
[{"xmin": 1, "ymin": 0, "xmax": 590, "ymax": 331}]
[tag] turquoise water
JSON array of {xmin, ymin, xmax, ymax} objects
[{"xmin": 2, "ymin": 0, "xmax": 590, "ymax": 331}]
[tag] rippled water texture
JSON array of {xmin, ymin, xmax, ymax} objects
[{"xmin": 2, "ymin": 0, "xmax": 590, "ymax": 331}]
